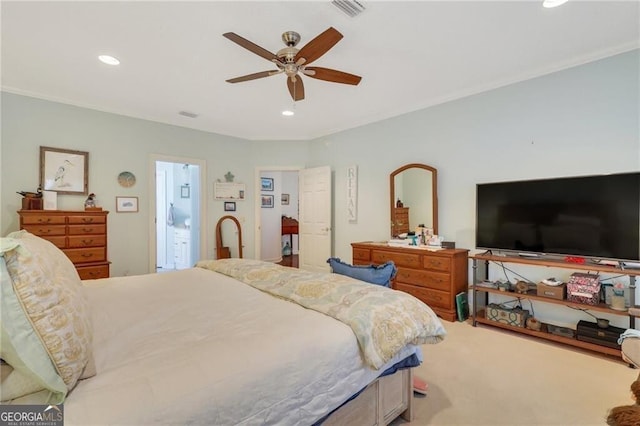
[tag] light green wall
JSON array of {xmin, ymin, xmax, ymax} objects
[
  {"xmin": 309, "ymin": 49, "xmax": 639, "ymax": 265},
  {"xmin": 0, "ymin": 94, "xmax": 309, "ymax": 275},
  {"xmin": 2, "ymin": 50, "xmax": 638, "ymax": 287}
]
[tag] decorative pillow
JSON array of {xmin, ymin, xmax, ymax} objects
[
  {"xmin": 0, "ymin": 253, "xmax": 66, "ymax": 403},
  {"xmin": 327, "ymin": 257, "xmax": 397, "ymax": 287},
  {"xmin": 2, "ymin": 231, "xmax": 93, "ymax": 399}
]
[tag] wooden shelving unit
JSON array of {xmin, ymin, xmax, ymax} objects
[{"xmin": 470, "ymin": 254, "xmax": 640, "ymax": 358}]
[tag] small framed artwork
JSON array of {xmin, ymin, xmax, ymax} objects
[
  {"xmin": 181, "ymin": 185, "xmax": 190, "ymax": 198},
  {"xmin": 224, "ymin": 201, "xmax": 236, "ymax": 212},
  {"xmin": 116, "ymin": 196, "xmax": 139, "ymax": 213},
  {"xmin": 281, "ymin": 193, "xmax": 290, "ymax": 205},
  {"xmin": 261, "ymin": 195, "xmax": 274, "ymax": 208},
  {"xmin": 40, "ymin": 146, "xmax": 89, "ymax": 195},
  {"xmin": 261, "ymin": 177, "xmax": 274, "ymax": 191}
]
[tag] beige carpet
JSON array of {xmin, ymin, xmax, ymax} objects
[{"xmin": 392, "ymin": 320, "xmax": 637, "ymax": 425}]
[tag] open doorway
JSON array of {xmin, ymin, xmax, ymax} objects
[
  {"xmin": 255, "ymin": 165, "xmax": 332, "ymax": 272},
  {"xmin": 255, "ymin": 168, "xmax": 300, "ymax": 266},
  {"xmin": 149, "ymin": 154, "xmax": 206, "ymax": 273}
]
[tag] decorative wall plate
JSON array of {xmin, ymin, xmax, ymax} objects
[{"xmin": 118, "ymin": 171, "xmax": 136, "ymax": 188}]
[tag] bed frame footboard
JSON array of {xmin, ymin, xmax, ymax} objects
[{"xmin": 324, "ymin": 367, "xmax": 414, "ymax": 425}]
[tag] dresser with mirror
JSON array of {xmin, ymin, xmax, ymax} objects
[{"xmin": 352, "ymin": 163, "xmax": 469, "ymax": 322}]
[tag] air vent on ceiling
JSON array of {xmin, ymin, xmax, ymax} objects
[
  {"xmin": 331, "ymin": 0, "xmax": 366, "ymax": 18},
  {"xmin": 178, "ymin": 111, "xmax": 198, "ymax": 118}
]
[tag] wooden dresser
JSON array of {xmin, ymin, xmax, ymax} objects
[
  {"xmin": 18, "ymin": 210, "xmax": 110, "ymax": 279},
  {"xmin": 392, "ymin": 207, "xmax": 410, "ymax": 236},
  {"xmin": 352, "ymin": 242, "xmax": 469, "ymax": 322}
]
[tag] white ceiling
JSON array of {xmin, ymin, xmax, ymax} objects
[{"xmin": 2, "ymin": 1, "xmax": 638, "ymax": 141}]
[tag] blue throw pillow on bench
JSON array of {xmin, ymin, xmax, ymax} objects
[{"xmin": 326, "ymin": 257, "xmax": 397, "ymax": 288}]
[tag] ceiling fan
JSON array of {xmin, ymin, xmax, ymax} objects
[{"xmin": 223, "ymin": 27, "xmax": 362, "ymax": 101}]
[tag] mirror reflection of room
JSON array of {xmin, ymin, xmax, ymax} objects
[{"xmin": 390, "ymin": 163, "xmax": 437, "ymax": 239}]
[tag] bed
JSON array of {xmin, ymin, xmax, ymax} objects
[{"xmin": 1, "ymin": 231, "xmax": 446, "ymax": 425}]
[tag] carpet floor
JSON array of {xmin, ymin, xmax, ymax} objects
[{"xmin": 391, "ymin": 320, "xmax": 637, "ymax": 425}]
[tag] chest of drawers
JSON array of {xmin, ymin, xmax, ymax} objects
[
  {"xmin": 18, "ymin": 210, "xmax": 110, "ymax": 279},
  {"xmin": 352, "ymin": 242, "xmax": 469, "ymax": 322}
]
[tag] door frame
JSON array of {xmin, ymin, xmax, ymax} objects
[
  {"xmin": 254, "ymin": 165, "xmax": 302, "ymax": 261},
  {"xmin": 148, "ymin": 153, "xmax": 207, "ymax": 273}
]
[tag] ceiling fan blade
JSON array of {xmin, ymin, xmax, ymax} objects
[
  {"xmin": 226, "ymin": 70, "xmax": 282, "ymax": 84},
  {"xmin": 287, "ymin": 75, "xmax": 305, "ymax": 101},
  {"xmin": 223, "ymin": 32, "xmax": 279, "ymax": 62},
  {"xmin": 303, "ymin": 67, "xmax": 362, "ymax": 85},
  {"xmin": 294, "ymin": 27, "xmax": 343, "ymax": 66}
]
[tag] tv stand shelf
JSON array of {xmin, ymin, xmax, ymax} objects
[{"xmin": 470, "ymin": 254, "xmax": 640, "ymax": 358}]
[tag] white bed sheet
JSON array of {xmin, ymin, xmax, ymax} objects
[{"xmin": 65, "ymin": 268, "xmax": 419, "ymax": 425}]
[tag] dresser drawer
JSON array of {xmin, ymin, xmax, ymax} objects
[
  {"xmin": 40, "ymin": 236, "xmax": 67, "ymax": 249},
  {"xmin": 68, "ymin": 235, "xmax": 106, "ymax": 248},
  {"xmin": 395, "ymin": 267, "xmax": 451, "ymax": 292},
  {"xmin": 63, "ymin": 247, "xmax": 106, "ymax": 263},
  {"xmin": 423, "ymin": 255, "xmax": 452, "ymax": 272},
  {"xmin": 21, "ymin": 215, "xmax": 66, "ymax": 225},
  {"xmin": 395, "ymin": 283, "xmax": 451, "ymax": 310},
  {"xmin": 68, "ymin": 215, "xmax": 106, "ymax": 224},
  {"xmin": 353, "ymin": 248, "xmax": 371, "ymax": 262},
  {"xmin": 77, "ymin": 264, "xmax": 110, "ymax": 280},
  {"xmin": 22, "ymin": 225, "xmax": 66, "ymax": 236},
  {"xmin": 68, "ymin": 224, "xmax": 106, "ymax": 235},
  {"xmin": 372, "ymin": 250, "xmax": 421, "ymax": 269}
]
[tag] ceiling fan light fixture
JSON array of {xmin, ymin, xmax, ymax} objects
[
  {"xmin": 98, "ymin": 54, "xmax": 120, "ymax": 65},
  {"xmin": 542, "ymin": 0, "xmax": 569, "ymax": 8}
]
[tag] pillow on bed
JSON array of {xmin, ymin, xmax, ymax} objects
[
  {"xmin": 327, "ymin": 257, "xmax": 397, "ymax": 287},
  {"xmin": 1, "ymin": 231, "xmax": 93, "ymax": 401}
]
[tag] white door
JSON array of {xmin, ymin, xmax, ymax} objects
[{"xmin": 298, "ymin": 166, "xmax": 332, "ymax": 272}]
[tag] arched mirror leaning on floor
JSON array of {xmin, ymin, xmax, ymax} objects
[
  {"xmin": 390, "ymin": 163, "xmax": 438, "ymax": 238},
  {"xmin": 216, "ymin": 215, "xmax": 243, "ymax": 259}
]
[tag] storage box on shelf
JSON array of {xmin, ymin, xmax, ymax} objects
[
  {"xmin": 470, "ymin": 253, "xmax": 640, "ymax": 358},
  {"xmin": 18, "ymin": 210, "xmax": 110, "ymax": 279},
  {"xmin": 536, "ymin": 282, "xmax": 567, "ymax": 300},
  {"xmin": 352, "ymin": 242, "xmax": 468, "ymax": 322}
]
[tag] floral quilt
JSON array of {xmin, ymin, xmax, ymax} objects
[{"xmin": 196, "ymin": 258, "xmax": 446, "ymax": 369}]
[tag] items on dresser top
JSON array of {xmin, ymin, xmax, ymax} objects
[
  {"xmin": 352, "ymin": 241, "xmax": 469, "ymax": 322},
  {"xmin": 18, "ymin": 210, "xmax": 110, "ymax": 279}
]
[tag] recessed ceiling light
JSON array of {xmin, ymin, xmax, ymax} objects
[
  {"xmin": 282, "ymin": 110, "xmax": 295, "ymax": 116},
  {"xmin": 543, "ymin": 0, "xmax": 569, "ymax": 8},
  {"xmin": 98, "ymin": 55, "xmax": 120, "ymax": 65}
]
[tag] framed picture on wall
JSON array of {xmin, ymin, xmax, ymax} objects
[
  {"xmin": 39, "ymin": 146, "xmax": 89, "ymax": 195},
  {"xmin": 224, "ymin": 201, "xmax": 236, "ymax": 212},
  {"xmin": 281, "ymin": 193, "xmax": 290, "ymax": 205},
  {"xmin": 181, "ymin": 185, "xmax": 190, "ymax": 198},
  {"xmin": 116, "ymin": 196, "xmax": 139, "ymax": 213},
  {"xmin": 261, "ymin": 195, "xmax": 274, "ymax": 208},
  {"xmin": 261, "ymin": 177, "xmax": 274, "ymax": 191}
]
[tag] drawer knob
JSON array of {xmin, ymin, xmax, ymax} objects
[
  {"xmin": 82, "ymin": 228, "xmax": 94, "ymax": 232},
  {"xmin": 40, "ymin": 229, "xmax": 50, "ymax": 234},
  {"xmin": 82, "ymin": 218, "xmax": 94, "ymax": 223},
  {"xmin": 38, "ymin": 218, "xmax": 51, "ymax": 223},
  {"xmin": 81, "ymin": 253, "xmax": 93, "ymax": 258},
  {"xmin": 82, "ymin": 240, "xmax": 94, "ymax": 245}
]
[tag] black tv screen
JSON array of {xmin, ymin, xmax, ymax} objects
[{"xmin": 475, "ymin": 172, "xmax": 640, "ymax": 261}]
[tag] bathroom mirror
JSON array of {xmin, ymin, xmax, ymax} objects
[{"xmin": 390, "ymin": 163, "xmax": 438, "ymax": 238}]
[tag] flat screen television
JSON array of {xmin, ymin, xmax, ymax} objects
[{"xmin": 475, "ymin": 172, "xmax": 640, "ymax": 261}]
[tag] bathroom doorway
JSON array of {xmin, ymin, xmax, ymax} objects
[{"xmin": 149, "ymin": 154, "xmax": 206, "ymax": 273}]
